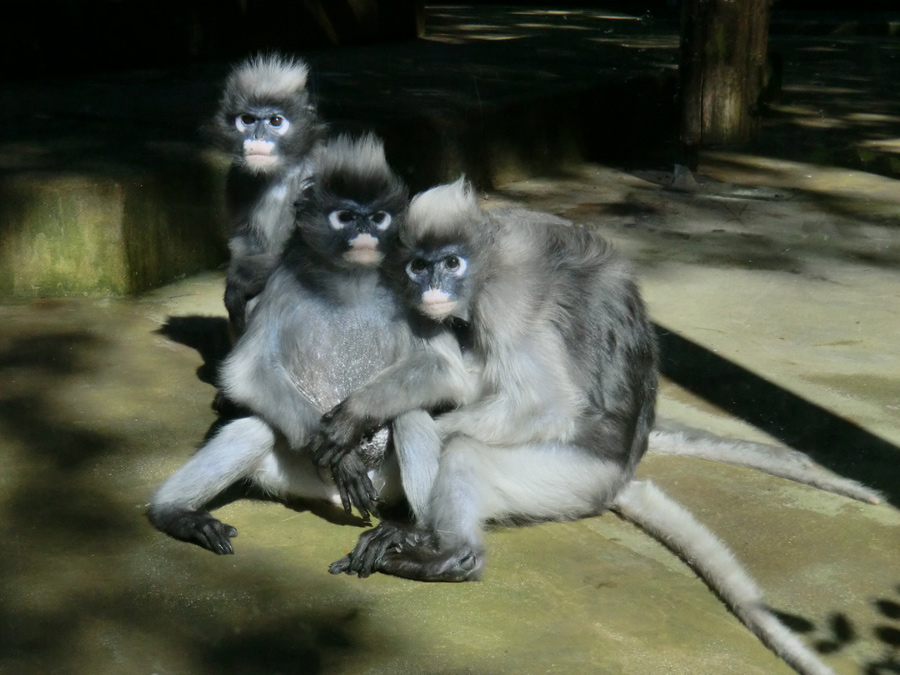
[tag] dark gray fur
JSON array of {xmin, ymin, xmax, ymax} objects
[
  {"xmin": 212, "ymin": 53, "xmax": 326, "ymax": 334},
  {"xmin": 482, "ymin": 209, "xmax": 880, "ymax": 503}
]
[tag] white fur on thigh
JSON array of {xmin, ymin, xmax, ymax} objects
[
  {"xmin": 440, "ymin": 436, "xmax": 623, "ymax": 523},
  {"xmin": 255, "ymin": 435, "xmax": 341, "ymax": 504}
]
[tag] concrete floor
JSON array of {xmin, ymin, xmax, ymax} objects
[
  {"xmin": 1, "ymin": 6, "xmax": 899, "ymax": 675},
  {"xmin": 1, "ymin": 166, "xmax": 898, "ymax": 675}
]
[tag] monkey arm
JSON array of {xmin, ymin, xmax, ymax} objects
[
  {"xmin": 224, "ymin": 252, "xmax": 279, "ymax": 332},
  {"xmin": 220, "ymin": 320, "xmax": 322, "ymax": 451},
  {"xmin": 437, "ymin": 333, "xmax": 584, "ymax": 447},
  {"xmin": 308, "ymin": 332, "xmax": 477, "ymax": 466}
]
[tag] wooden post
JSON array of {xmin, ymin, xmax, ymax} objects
[{"xmin": 679, "ymin": 0, "xmax": 771, "ymax": 168}]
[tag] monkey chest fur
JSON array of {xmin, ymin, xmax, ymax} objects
[{"xmin": 278, "ymin": 287, "xmax": 407, "ymax": 412}]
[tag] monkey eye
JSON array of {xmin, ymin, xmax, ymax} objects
[
  {"xmin": 407, "ymin": 259, "xmax": 428, "ymax": 276},
  {"xmin": 370, "ymin": 211, "xmax": 392, "ymax": 230},
  {"xmin": 328, "ymin": 210, "xmax": 356, "ymax": 229},
  {"xmin": 266, "ymin": 115, "xmax": 291, "ymax": 135},
  {"xmin": 235, "ymin": 114, "xmax": 256, "ymax": 132},
  {"xmin": 444, "ymin": 255, "xmax": 467, "ymax": 275}
]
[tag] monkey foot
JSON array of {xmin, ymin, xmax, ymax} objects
[
  {"xmin": 379, "ymin": 544, "xmax": 484, "ymax": 582},
  {"xmin": 147, "ymin": 507, "xmax": 238, "ymax": 555},
  {"xmin": 329, "ymin": 521, "xmax": 425, "ymax": 578},
  {"xmin": 331, "ymin": 525, "xmax": 483, "ymax": 582}
]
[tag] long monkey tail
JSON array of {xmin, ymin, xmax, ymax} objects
[
  {"xmin": 648, "ymin": 425, "xmax": 882, "ymax": 505},
  {"xmin": 612, "ymin": 480, "xmax": 835, "ymax": 675}
]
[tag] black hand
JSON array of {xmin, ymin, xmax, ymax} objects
[
  {"xmin": 331, "ymin": 452, "xmax": 381, "ymax": 520},
  {"xmin": 308, "ymin": 404, "xmax": 361, "ymax": 467}
]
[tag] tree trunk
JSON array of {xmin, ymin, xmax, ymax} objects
[{"xmin": 679, "ymin": 0, "xmax": 771, "ymax": 166}]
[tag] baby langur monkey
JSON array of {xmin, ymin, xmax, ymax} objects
[
  {"xmin": 148, "ymin": 136, "xmax": 473, "ymax": 553},
  {"xmin": 212, "ymin": 53, "xmax": 326, "ymax": 335},
  {"xmin": 312, "ymin": 180, "xmax": 836, "ymax": 675}
]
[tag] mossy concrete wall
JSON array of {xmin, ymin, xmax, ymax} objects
[{"xmin": 0, "ymin": 162, "xmax": 228, "ymax": 297}]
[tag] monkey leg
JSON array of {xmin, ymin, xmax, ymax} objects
[
  {"xmin": 148, "ymin": 416, "xmax": 277, "ymax": 554},
  {"xmin": 370, "ymin": 436, "xmax": 628, "ymax": 582}
]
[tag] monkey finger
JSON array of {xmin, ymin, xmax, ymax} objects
[
  {"xmin": 306, "ymin": 435, "xmax": 332, "ymax": 466},
  {"xmin": 351, "ymin": 476, "xmax": 382, "ymax": 520},
  {"xmin": 337, "ymin": 481, "xmax": 357, "ymax": 516}
]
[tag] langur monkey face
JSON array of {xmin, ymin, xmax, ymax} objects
[
  {"xmin": 233, "ymin": 108, "xmax": 293, "ymax": 173},
  {"xmin": 405, "ymin": 248, "xmax": 470, "ymax": 320},
  {"xmin": 302, "ymin": 199, "xmax": 399, "ymax": 267}
]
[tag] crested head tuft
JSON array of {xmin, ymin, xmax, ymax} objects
[
  {"xmin": 405, "ymin": 177, "xmax": 483, "ymax": 245},
  {"xmin": 314, "ymin": 133, "xmax": 407, "ymax": 207},
  {"xmin": 226, "ymin": 53, "xmax": 309, "ymax": 102}
]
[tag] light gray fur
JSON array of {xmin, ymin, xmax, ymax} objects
[
  {"xmin": 226, "ymin": 53, "xmax": 310, "ymax": 101},
  {"xmin": 483, "ymin": 189, "xmax": 880, "ymax": 504},
  {"xmin": 649, "ymin": 420, "xmax": 882, "ymax": 504},
  {"xmin": 149, "ymin": 136, "xmax": 469, "ymax": 554},
  {"xmin": 326, "ymin": 180, "xmax": 837, "ymax": 675},
  {"xmin": 152, "ymin": 416, "xmax": 345, "ymax": 511}
]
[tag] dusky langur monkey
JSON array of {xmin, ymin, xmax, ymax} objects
[
  {"xmin": 212, "ymin": 53, "xmax": 326, "ymax": 335},
  {"xmin": 313, "ymin": 180, "xmax": 837, "ymax": 675},
  {"xmin": 148, "ymin": 135, "xmax": 473, "ymax": 554},
  {"xmin": 474, "ymin": 213, "xmax": 882, "ymax": 505}
]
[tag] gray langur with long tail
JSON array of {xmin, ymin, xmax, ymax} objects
[
  {"xmin": 212, "ymin": 53, "xmax": 326, "ymax": 335},
  {"xmin": 147, "ymin": 136, "xmax": 474, "ymax": 554},
  {"xmin": 467, "ymin": 213, "xmax": 881, "ymax": 505},
  {"xmin": 311, "ymin": 179, "xmax": 837, "ymax": 675},
  {"xmin": 469, "ymin": 209, "xmax": 880, "ymax": 505}
]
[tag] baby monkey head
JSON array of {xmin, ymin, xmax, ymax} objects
[{"xmin": 216, "ymin": 53, "xmax": 324, "ymax": 174}]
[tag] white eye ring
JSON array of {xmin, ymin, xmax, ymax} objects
[
  {"xmin": 445, "ymin": 256, "xmax": 467, "ymax": 276},
  {"xmin": 370, "ymin": 212, "xmax": 392, "ymax": 231},
  {"xmin": 235, "ymin": 115, "xmax": 252, "ymax": 133},
  {"xmin": 266, "ymin": 116, "xmax": 291, "ymax": 136},
  {"xmin": 328, "ymin": 210, "xmax": 354, "ymax": 230}
]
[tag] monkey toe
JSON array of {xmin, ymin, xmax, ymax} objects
[
  {"xmin": 199, "ymin": 521, "xmax": 238, "ymax": 555},
  {"xmin": 149, "ymin": 507, "xmax": 238, "ymax": 555},
  {"xmin": 328, "ymin": 556, "xmax": 353, "ymax": 575}
]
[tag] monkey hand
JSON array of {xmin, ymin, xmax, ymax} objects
[
  {"xmin": 308, "ymin": 402, "xmax": 371, "ymax": 468},
  {"xmin": 330, "ymin": 451, "xmax": 382, "ymax": 521}
]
